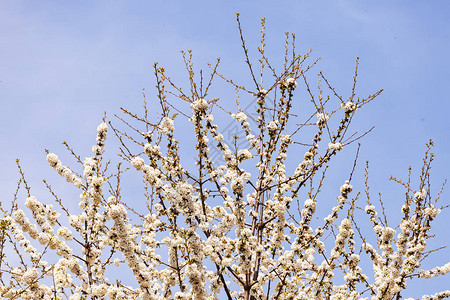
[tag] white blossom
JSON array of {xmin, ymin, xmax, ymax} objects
[
  {"xmin": 160, "ymin": 116, "xmax": 174, "ymax": 134},
  {"xmin": 415, "ymin": 188, "xmax": 427, "ymax": 201},
  {"xmin": 131, "ymin": 156, "xmax": 145, "ymax": 170},
  {"xmin": 285, "ymin": 77, "xmax": 298, "ymax": 89},
  {"xmin": 191, "ymin": 98, "xmax": 208, "ymax": 111},
  {"xmin": 237, "ymin": 149, "xmax": 252, "ymax": 160},
  {"xmin": 342, "ymin": 101, "xmax": 357, "ymax": 113},
  {"xmin": 267, "ymin": 121, "xmax": 278, "ymax": 132},
  {"xmin": 328, "ymin": 142, "xmax": 343, "ymax": 151},
  {"xmin": 316, "ymin": 112, "xmax": 330, "ymax": 126},
  {"xmin": 232, "ymin": 112, "xmax": 247, "ymax": 123}
]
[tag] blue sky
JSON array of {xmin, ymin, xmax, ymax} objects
[{"xmin": 1, "ymin": 1, "xmax": 449, "ymax": 297}]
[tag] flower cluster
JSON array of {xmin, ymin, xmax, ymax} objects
[
  {"xmin": 316, "ymin": 112, "xmax": 329, "ymax": 128},
  {"xmin": 191, "ymin": 98, "xmax": 209, "ymax": 111},
  {"xmin": 342, "ymin": 101, "xmax": 357, "ymax": 113},
  {"xmin": 282, "ymin": 77, "xmax": 298, "ymax": 90},
  {"xmin": 46, "ymin": 153, "xmax": 82, "ymax": 187},
  {"xmin": 328, "ymin": 142, "xmax": 343, "ymax": 151},
  {"xmin": 160, "ymin": 116, "xmax": 174, "ymax": 135}
]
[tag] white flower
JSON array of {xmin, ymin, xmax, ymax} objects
[
  {"xmin": 342, "ymin": 101, "xmax": 357, "ymax": 113},
  {"xmin": 424, "ymin": 205, "xmax": 440, "ymax": 218},
  {"xmin": 114, "ymin": 258, "xmax": 121, "ymax": 267},
  {"xmin": 12, "ymin": 209, "xmax": 25, "ymax": 222},
  {"xmin": 304, "ymin": 151, "xmax": 313, "ymax": 161},
  {"xmin": 381, "ymin": 227, "xmax": 396, "ymax": 241},
  {"xmin": 349, "ymin": 253, "xmax": 360, "ymax": 265},
  {"xmin": 249, "ymin": 210, "xmax": 258, "ymax": 218},
  {"xmin": 191, "ymin": 98, "xmax": 208, "ymax": 111},
  {"xmin": 91, "ymin": 176, "xmax": 103, "ymax": 187},
  {"xmin": 21, "ymin": 268, "xmax": 38, "ymax": 285},
  {"xmin": 304, "ymin": 199, "xmax": 316, "ymax": 210},
  {"xmin": 97, "ymin": 122, "xmax": 108, "ymax": 134},
  {"xmin": 154, "ymin": 203, "xmax": 164, "ymax": 212},
  {"xmin": 267, "ymin": 121, "xmax": 278, "ymax": 132},
  {"xmin": 160, "ymin": 117, "xmax": 174, "ymax": 134},
  {"xmin": 142, "ymin": 131, "xmax": 152, "ymax": 139},
  {"xmin": 214, "ymin": 133, "xmax": 224, "ymax": 143},
  {"xmin": 91, "ymin": 284, "xmax": 107, "ymax": 296},
  {"xmin": 144, "ymin": 143, "xmax": 160, "ymax": 156},
  {"xmin": 109, "ymin": 204, "xmax": 127, "ymax": 220},
  {"xmin": 131, "ymin": 157, "xmax": 145, "ymax": 170},
  {"xmin": 69, "ymin": 215, "xmax": 81, "ymax": 228},
  {"xmin": 223, "ymin": 149, "xmax": 234, "ymax": 162},
  {"xmin": 414, "ymin": 189, "xmax": 427, "ymax": 201},
  {"xmin": 316, "ymin": 113, "xmax": 329, "ymax": 126},
  {"xmin": 205, "ymin": 114, "xmax": 214, "ymax": 122},
  {"xmin": 328, "ymin": 142, "xmax": 343, "ymax": 151},
  {"xmin": 280, "ymin": 134, "xmax": 291, "ymax": 143},
  {"xmin": 340, "ymin": 218, "xmax": 352, "ymax": 231},
  {"xmin": 365, "ymin": 204, "xmax": 376, "ymax": 214},
  {"xmin": 46, "ymin": 153, "xmax": 59, "ymax": 167},
  {"xmin": 340, "ymin": 180, "xmax": 353, "ymax": 195},
  {"xmin": 230, "ymin": 177, "xmax": 244, "ymax": 193},
  {"xmin": 237, "ymin": 149, "xmax": 252, "ymax": 160},
  {"xmin": 242, "ymin": 172, "xmax": 251, "ymax": 181},
  {"xmin": 233, "ymin": 112, "xmax": 247, "ymax": 123},
  {"xmin": 286, "ymin": 77, "xmax": 298, "ymax": 89},
  {"xmin": 25, "ymin": 196, "xmax": 39, "ymax": 211},
  {"xmin": 38, "ymin": 232, "xmax": 50, "ymax": 245},
  {"xmin": 57, "ymin": 226, "xmax": 73, "ymax": 241},
  {"xmin": 222, "ymin": 257, "xmax": 232, "ymax": 267}
]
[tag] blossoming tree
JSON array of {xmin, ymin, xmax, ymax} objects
[{"xmin": 1, "ymin": 16, "xmax": 449, "ymax": 300}]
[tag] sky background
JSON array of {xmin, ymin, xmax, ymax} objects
[{"xmin": 1, "ymin": 0, "xmax": 449, "ymax": 297}]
